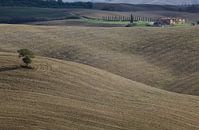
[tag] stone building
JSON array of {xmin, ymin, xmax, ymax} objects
[{"xmin": 154, "ymin": 17, "xmax": 186, "ymax": 26}]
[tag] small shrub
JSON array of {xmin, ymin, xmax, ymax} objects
[
  {"xmin": 192, "ymin": 23, "xmax": 196, "ymax": 26},
  {"xmin": 17, "ymin": 49, "xmax": 34, "ymax": 68},
  {"xmin": 145, "ymin": 23, "xmax": 153, "ymax": 27},
  {"xmin": 125, "ymin": 23, "xmax": 137, "ymax": 27},
  {"xmin": 22, "ymin": 56, "xmax": 32, "ymax": 67}
]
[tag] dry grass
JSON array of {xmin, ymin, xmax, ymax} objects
[
  {"xmin": 0, "ymin": 52, "xmax": 199, "ymax": 130},
  {"xmin": 0, "ymin": 24, "xmax": 198, "ymax": 95}
]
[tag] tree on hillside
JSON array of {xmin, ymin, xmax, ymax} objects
[{"xmin": 17, "ymin": 49, "xmax": 35, "ymax": 68}]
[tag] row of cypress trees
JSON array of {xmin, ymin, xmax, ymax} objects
[{"xmin": 102, "ymin": 15, "xmax": 155, "ymax": 22}]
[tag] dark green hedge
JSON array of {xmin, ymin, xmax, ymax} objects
[{"xmin": 0, "ymin": 0, "xmax": 93, "ymax": 9}]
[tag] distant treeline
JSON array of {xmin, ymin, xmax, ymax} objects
[
  {"xmin": 0, "ymin": 16, "xmax": 80, "ymax": 24},
  {"xmin": 0, "ymin": 0, "xmax": 93, "ymax": 9},
  {"xmin": 0, "ymin": 0, "xmax": 198, "ymax": 13}
]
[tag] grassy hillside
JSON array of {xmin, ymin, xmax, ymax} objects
[
  {"xmin": 0, "ymin": 24, "xmax": 198, "ymax": 96},
  {"xmin": 0, "ymin": 52, "xmax": 199, "ymax": 130},
  {"xmin": 93, "ymin": 3, "xmax": 199, "ymax": 13}
]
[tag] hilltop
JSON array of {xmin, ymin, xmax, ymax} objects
[
  {"xmin": 0, "ymin": 24, "xmax": 198, "ymax": 95},
  {"xmin": 67, "ymin": 0, "xmax": 199, "ymax": 5},
  {"xmin": 0, "ymin": 52, "xmax": 199, "ymax": 130},
  {"xmin": 0, "ymin": 5, "xmax": 199, "ymax": 24}
]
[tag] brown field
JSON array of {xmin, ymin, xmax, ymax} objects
[
  {"xmin": 0, "ymin": 52, "xmax": 199, "ymax": 130},
  {"xmin": 0, "ymin": 24, "xmax": 198, "ymax": 96}
]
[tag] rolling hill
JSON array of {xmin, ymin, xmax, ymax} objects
[
  {"xmin": 0, "ymin": 52, "xmax": 199, "ymax": 130},
  {"xmin": 67, "ymin": 0, "xmax": 199, "ymax": 5},
  {"xmin": 93, "ymin": 3, "xmax": 199, "ymax": 13},
  {"xmin": 0, "ymin": 7, "xmax": 198, "ymax": 25},
  {"xmin": 0, "ymin": 7, "xmax": 80, "ymax": 24},
  {"xmin": 0, "ymin": 24, "xmax": 198, "ymax": 96}
]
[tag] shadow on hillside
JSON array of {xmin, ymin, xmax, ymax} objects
[{"xmin": 0, "ymin": 65, "xmax": 21, "ymax": 72}]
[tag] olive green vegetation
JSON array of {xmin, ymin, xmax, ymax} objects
[
  {"xmin": 0, "ymin": 7, "xmax": 80, "ymax": 23},
  {"xmin": 0, "ymin": 0, "xmax": 93, "ymax": 9},
  {"xmin": 82, "ymin": 19, "xmax": 151, "ymax": 27},
  {"xmin": 17, "ymin": 49, "xmax": 35, "ymax": 67},
  {"xmin": 82, "ymin": 19, "xmax": 130, "ymax": 25}
]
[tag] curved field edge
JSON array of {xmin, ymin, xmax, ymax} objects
[
  {"xmin": 0, "ymin": 25, "xmax": 198, "ymax": 95},
  {"xmin": 0, "ymin": 52, "xmax": 199, "ymax": 130}
]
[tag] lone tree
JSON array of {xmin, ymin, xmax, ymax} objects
[{"xmin": 17, "ymin": 49, "xmax": 35, "ymax": 68}]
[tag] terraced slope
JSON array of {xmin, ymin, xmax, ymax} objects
[
  {"xmin": 0, "ymin": 52, "xmax": 199, "ymax": 130},
  {"xmin": 0, "ymin": 25, "xmax": 198, "ymax": 95}
]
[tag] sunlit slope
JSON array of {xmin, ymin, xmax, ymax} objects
[
  {"xmin": 0, "ymin": 52, "xmax": 199, "ymax": 130},
  {"xmin": 0, "ymin": 25, "xmax": 198, "ymax": 95}
]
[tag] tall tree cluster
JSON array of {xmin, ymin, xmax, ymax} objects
[{"xmin": 0, "ymin": 0, "xmax": 93, "ymax": 9}]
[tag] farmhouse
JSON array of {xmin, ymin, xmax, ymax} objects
[{"xmin": 154, "ymin": 17, "xmax": 186, "ymax": 26}]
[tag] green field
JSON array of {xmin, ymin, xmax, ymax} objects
[
  {"xmin": 82, "ymin": 19, "xmax": 148, "ymax": 26},
  {"xmin": 83, "ymin": 19, "xmax": 130, "ymax": 25},
  {"xmin": 82, "ymin": 19, "xmax": 192, "ymax": 27}
]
